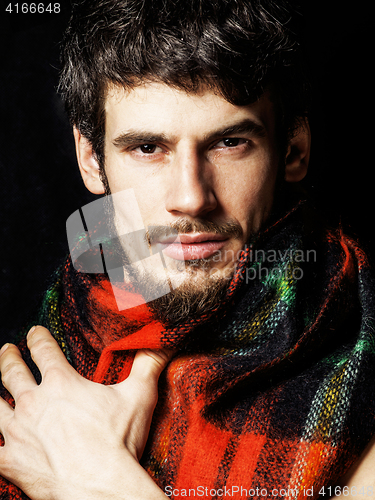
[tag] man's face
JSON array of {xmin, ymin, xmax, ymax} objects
[{"xmin": 102, "ymin": 82, "xmax": 280, "ymax": 296}]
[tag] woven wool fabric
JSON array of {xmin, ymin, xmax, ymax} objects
[{"xmin": 1, "ymin": 200, "xmax": 375, "ymax": 499}]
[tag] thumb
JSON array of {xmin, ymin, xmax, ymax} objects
[
  {"xmin": 128, "ymin": 348, "xmax": 175, "ymax": 384},
  {"xmin": 115, "ymin": 348, "xmax": 175, "ymax": 460}
]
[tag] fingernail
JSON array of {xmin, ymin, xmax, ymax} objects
[
  {"xmin": 28, "ymin": 325, "xmax": 38, "ymax": 336},
  {"xmin": 0, "ymin": 344, "xmax": 10, "ymax": 356}
]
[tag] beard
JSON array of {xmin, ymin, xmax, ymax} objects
[
  {"xmin": 122, "ymin": 217, "xmax": 243, "ymax": 326},
  {"xmin": 99, "ymin": 168, "xmax": 243, "ymax": 326},
  {"xmin": 136, "ymin": 255, "xmax": 233, "ymax": 326},
  {"xmin": 148, "ymin": 273, "xmax": 230, "ymax": 326},
  {"xmin": 145, "ymin": 218, "xmax": 242, "ymax": 325}
]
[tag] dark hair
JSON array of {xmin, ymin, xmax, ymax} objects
[{"xmin": 59, "ymin": 0, "xmax": 311, "ymax": 166}]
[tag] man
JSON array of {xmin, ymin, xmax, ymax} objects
[{"xmin": 1, "ymin": 0, "xmax": 375, "ymax": 498}]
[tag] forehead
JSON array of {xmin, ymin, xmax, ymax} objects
[{"xmin": 104, "ymin": 82, "xmax": 276, "ymax": 142}]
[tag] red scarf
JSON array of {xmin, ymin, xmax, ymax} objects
[{"xmin": 2, "ymin": 201, "xmax": 375, "ymax": 499}]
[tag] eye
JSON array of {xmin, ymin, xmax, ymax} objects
[
  {"xmin": 132, "ymin": 143, "xmax": 164, "ymax": 155},
  {"xmin": 137, "ymin": 144, "xmax": 161, "ymax": 154},
  {"xmin": 214, "ymin": 138, "xmax": 248, "ymax": 148}
]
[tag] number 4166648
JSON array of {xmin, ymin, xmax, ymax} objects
[{"xmin": 5, "ymin": 3, "xmax": 61, "ymax": 13}]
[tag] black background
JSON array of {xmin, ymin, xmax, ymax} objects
[{"xmin": 0, "ymin": 1, "xmax": 374, "ymax": 343}]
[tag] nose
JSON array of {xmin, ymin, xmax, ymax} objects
[{"xmin": 165, "ymin": 149, "xmax": 217, "ymax": 218}]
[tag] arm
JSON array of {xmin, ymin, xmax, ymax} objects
[{"xmin": 0, "ymin": 326, "xmax": 169, "ymax": 500}]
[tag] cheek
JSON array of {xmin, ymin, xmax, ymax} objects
[
  {"xmin": 103, "ymin": 150, "xmax": 124, "ymax": 193},
  {"xmin": 219, "ymin": 156, "xmax": 278, "ymax": 225},
  {"xmin": 104, "ymin": 160, "xmax": 166, "ymax": 221},
  {"xmin": 103, "ymin": 150, "xmax": 145, "ymax": 194}
]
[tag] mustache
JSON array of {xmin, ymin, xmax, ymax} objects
[{"xmin": 146, "ymin": 218, "xmax": 243, "ymax": 245}]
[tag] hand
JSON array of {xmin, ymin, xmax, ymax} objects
[{"xmin": 0, "ymin": 326, "xmax": 171, "ymax": 500}]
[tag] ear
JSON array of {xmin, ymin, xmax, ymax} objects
[
  {"xmin": 73, "ymin": 127, "xmax": 105, "ymax": 195},
  {"xmin": 284, "ymin": 120, "xmax": 311, "ymax": 182}
]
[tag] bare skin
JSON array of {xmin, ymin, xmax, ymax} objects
[
  {"xmin": 75, "ymin": 83, "xmax": 310, "ymax": 291},
  {"xmin": 0, "ymin": 326, "xmax": 169, "ymax": 500}
]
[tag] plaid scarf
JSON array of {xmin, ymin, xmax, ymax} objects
[{"xmin": 2, "ymin": 200, "xmax": 375, "ymax": 499}]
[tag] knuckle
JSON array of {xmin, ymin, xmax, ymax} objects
[
  {"xmin": 16, "ymin": 389, "xmax": 33, "ymax": 407},
  {"xmin": 29, "ymin": 337, "xmax": 56, "ymax": 360},
  {"xmin": 143, "ymin": 349, "xmax": 169, "ymax": 368},
  {"xmin": 6, "ymin": 416, "xmax": 22, "ymax": 441},
  {"xmin": 12, "ymin": 391, "xmax": 34, "ymax": 418},
  {"xmin": 42, "ymin": 365, "xmax": 71, "ymax": 388},
  {"xmin": 43, "ymin": 365, "xmax": 63, "ymax": 379},
  {"xmin": 1, "ymin": 360, "xmax": 26, "ymax": 385}
]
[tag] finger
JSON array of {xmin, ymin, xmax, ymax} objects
[
  {"xmin": 26, "ymin": 326, "xmax": 75, "ymax": 379},
  {"xmin": 0, "ymin": 396, "xmax": 14, "ymax": 437},
  {"xmin": 128, "ymin": 348, "xmax": 175, "ymax": 383},
  {"xmin": 0, "ymin": 343, "xmax": 37, "ymax": 401}
]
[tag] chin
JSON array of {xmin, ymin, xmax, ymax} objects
[
  {"xmin": 155, "ymin": 262, "xmax": 236, "ymax": 325},
  {"xmin": 148, "ymin": 273, "xmax": 231, "ymax": 326}
]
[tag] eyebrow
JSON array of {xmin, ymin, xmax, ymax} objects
[
  {"xmin": 113, "ymin": 132, "xmax": 171, "ymax": 149},
  {"xmin": 112, "ymin": 118, "xmax": 267, "ymax": 149}
]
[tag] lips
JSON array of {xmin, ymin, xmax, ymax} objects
[{"xmin": 153, "ymin": 233, "xmax": 228, "ymax": 261}]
